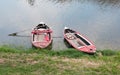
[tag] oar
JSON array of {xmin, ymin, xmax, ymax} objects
[
  {"xmin": 8, "ymin": 33, "xmax": 18, "ymax": 36},
  {"xmin": 10, "ymin": 34, "xmax": 63, "ymax": 38},
  {"xmin": 8, "ymin": 28, "xmax": 32, "ymax": 36},
  {"xmin": 10, "ymin": 35, "xmax": 31, "ymax": 37}
]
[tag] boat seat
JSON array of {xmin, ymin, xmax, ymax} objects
[{"xmin": 66, "ymin": 33, "xmax": 76, "ymax": 40}]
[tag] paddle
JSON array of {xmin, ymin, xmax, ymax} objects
[
  {"xmin": 8, "ymin": 28, "xmax": 63, "ymax": 38},
  {"xmin": 8, "ymin": 28, "xmax": 32, "ymax": 36},
  {"xmin": 8, "ymin": 33, "xmax": 17, "ymax": 36}
]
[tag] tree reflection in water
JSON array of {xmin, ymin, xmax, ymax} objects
[
  {"xmin": 27, "ymin": 0, "xmax": 120, "ymax": 8},
  {"xmin": 27, "ymin": 0, "xmax": 35, "ymax": 6},
  {"xmin": 93, "ymin": 0, "xmax": 120, "ymax": 7}
]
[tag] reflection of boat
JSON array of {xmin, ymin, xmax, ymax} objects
[
  {"xmin": 64, "ymin": 27, "xmax": 96, "ymax": 54},
  {"xmin": 31, "ymin": 24, "xmax": 52, "ymax": 49}
]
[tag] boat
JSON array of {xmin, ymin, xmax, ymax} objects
[
  {"xmin": 64, "ymin": 27, "xmax": 96, "ymax": 54},
  {"xmin": 31, "ymin": 23, "xmax": 53, "ymax": 49}
]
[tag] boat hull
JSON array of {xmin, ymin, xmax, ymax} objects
[
  {"xmin": 64, "ymin": 28, "xmax": 96, "ymax": 54},
  {"xmin": 31, "ymin": 28, "xmax": 52, "ymax": 49}
]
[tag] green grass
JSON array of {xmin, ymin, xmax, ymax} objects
[{"xmin": 0, "ymin": 45, "xmax": 120, "ymax": 75}]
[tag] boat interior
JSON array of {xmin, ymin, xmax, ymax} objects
[
  {"xmin": 65, "ymin": 29, "xmax": 91, "ymax": 47},
  {"xmin": 33, "ymin": 33, "xmax": 50, "ymax": 42}
]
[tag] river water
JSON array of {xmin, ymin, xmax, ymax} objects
[{"xmin": 0, "ymin": 0, "xmax": 120, "ymax": 50}]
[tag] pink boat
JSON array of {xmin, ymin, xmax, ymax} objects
[
  {"xmin": 64, "ymin": 27, "xmax": 96, "ymax": 54},
  {"xmin": 31, "ymin": 24, "xmax": 52, "ymax": 49}
]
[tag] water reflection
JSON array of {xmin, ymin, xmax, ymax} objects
[
  {"xmin": 27, "ymin": 0, "xmax": 35, "ymax": 6},
  {"xmin": 92, "ymin": 0, "xmax": 120, "ymax": 8},
  {"xmin": 27, "ymin": 0, "xmax": 120, "ymax": 7},
  {"xmin": 52, "ymin": 0, "xmax": 120, "ymax": 6}
]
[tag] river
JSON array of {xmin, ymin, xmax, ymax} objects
[{"xmin": 0, "ymin": 0, "xmax": 120, "ymax": 50}]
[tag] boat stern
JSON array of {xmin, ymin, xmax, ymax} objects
[
  {"xmin": 32, "ymin": 41, "xmax": 51, "ymax": 49},
  {"xmin": 78, "ymin": 45, "xmax": 96, "ymax": 54}
]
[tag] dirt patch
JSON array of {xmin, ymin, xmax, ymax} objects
[
  {"xmin": 0, "ymin": 59, "xmax": 5, "ymax": 64},
  {"xmin": 25, "ymin": 58, "xmax": 39, "ymax": 65},
  {"xmin": 51, "ymin": 57, "xmax": 104, "ymax": 68}
]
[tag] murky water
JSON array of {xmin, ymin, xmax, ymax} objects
[{"xmin": 0, "ymin": 0, "xmax": 120, "ymax": 50}]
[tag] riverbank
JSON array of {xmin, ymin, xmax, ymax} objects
[{"xmin": 0, "ymin": 45, "xmax": 120, "ymax": 75}]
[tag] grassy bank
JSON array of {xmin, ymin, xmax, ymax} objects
[{"xmin": 0, "ymin": 46, "xmax": 120, "ymax": 75}]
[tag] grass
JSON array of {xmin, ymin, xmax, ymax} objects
[{"xmin": 0, "ymin": 45, "xmax": 120, "ymax": 75}]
